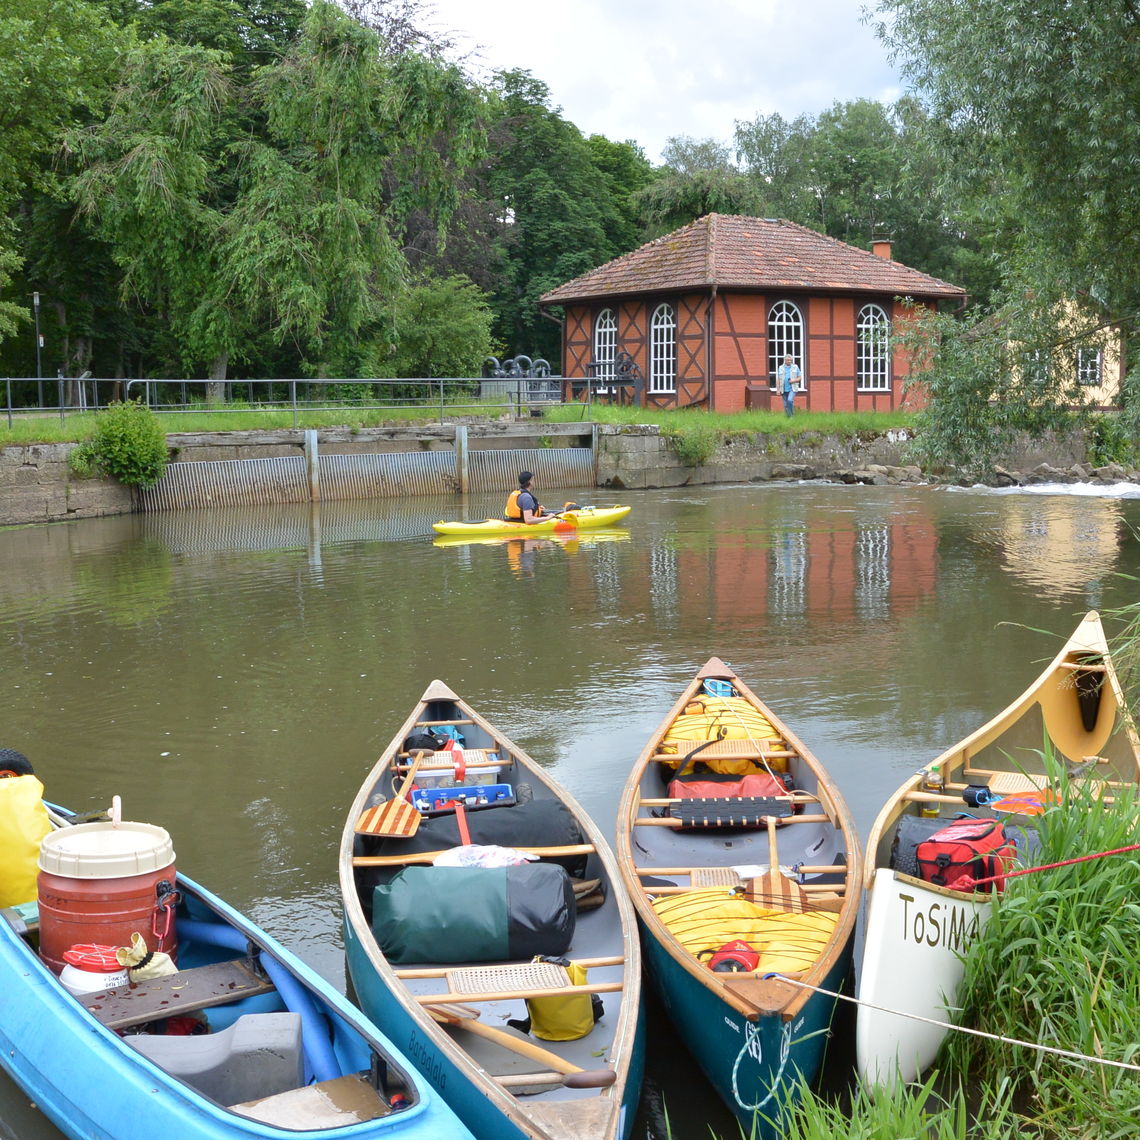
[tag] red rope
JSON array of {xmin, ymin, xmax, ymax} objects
[{"xmin": 973, "ymin": 842, "xmax": 1140, "ymax": 886}]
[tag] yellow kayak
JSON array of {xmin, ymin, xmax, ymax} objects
[
  {"xmin": 431, "ymin": 504, "xmax": 631, "ymax": 536},
  {"xmin": 432, "ymin": 528, "xmax": 631, "ymax": 549}
]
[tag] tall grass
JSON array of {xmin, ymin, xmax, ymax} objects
[
  {"xmin": 946, "ymin": 774, "xmax": 1140, "ymax": 1137},
  {"xmin": 778, "ymin": 1075, "xmax": 1030, "ymax": 1140}
]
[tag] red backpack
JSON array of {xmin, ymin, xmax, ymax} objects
[{"xmin": 915, "ymin": 818, "xmax": 1017, "ymax": 892}]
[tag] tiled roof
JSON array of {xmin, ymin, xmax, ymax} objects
[{"xmin": 539, "ymin": 214, "xmax": 965, "ymax": 304}]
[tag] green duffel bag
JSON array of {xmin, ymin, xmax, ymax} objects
[{"xmin": 371, "ymin": 863, "xmax": 576, "ymax": 965}]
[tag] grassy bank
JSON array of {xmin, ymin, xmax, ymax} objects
[
  {"xmin": 776, "ymin": 753, "xmax": 1140, "ymax": 1140},
  {"xmin": 0, "ymin": 402, "xmax": 915, "ymax": 447}
]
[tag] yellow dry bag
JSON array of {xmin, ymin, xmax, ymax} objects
[
  {"xmin": 0, "ymin": 775, "xmax": 52, "ymax": 908},
  {"xmin": 522, "ymin": 956, "xmax": 602, "ymax": 1041}
]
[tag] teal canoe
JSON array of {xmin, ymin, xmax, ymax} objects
[
  {"xmin": 616, "ymin": 658, "xmax": 862, "ymax": 1136},
  {"xmin": 340, "ymin": 679, "xmax": 645, "ymax": 1140}
]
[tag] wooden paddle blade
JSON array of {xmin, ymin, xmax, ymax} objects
[
  {"xmin": 747, "ymin": 872, "xmax": 810, "ymax": 914},
  {"xmin": 355, "ymin": 753, "xmax": 425, "ymax": 837}
]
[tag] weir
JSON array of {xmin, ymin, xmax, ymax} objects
[{"xmin": 137, "ymin": 425, "xmax": 598, "ymax": 512}]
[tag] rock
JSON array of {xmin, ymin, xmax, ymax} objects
[{"xmin": 991, "ymin": 466, "xmax": 1023, "ymax": 487}]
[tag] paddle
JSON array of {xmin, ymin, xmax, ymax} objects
[
  {"xmin": 355, "ymin": 753, "xmax": 426, "ymax": 837},
  {"xmin": 750, "ymin": 816, "xmax": 810, "ymax": 913},
  {"xmin": 426, "ymin": 1004, "xmax": 617, "ymax": 1088}
]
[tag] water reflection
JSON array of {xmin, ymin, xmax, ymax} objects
[{"xmin": 1, "ymin": 482, "xmax": 1138, "ymax": 1140}]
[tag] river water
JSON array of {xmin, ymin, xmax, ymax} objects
[{"xmin": 3, "ymin": 481, "xmax": 1139, "ymax": 1138}]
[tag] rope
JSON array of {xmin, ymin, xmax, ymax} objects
[
  {"xmin": 972, "ymin": 841, "xmax": 1140, "ymax": 887},
  {"xmin": 731, "ymin": 1018, "xmax": 793, "ymax": 1113},
  {"xmin": 763, "ymin": 974, "xmax": 1140, "ymax": 1074}
]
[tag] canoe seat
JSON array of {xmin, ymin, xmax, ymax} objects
[
  {"xmin": 447, "ymin": 961, "xmax": 570, "ymax": 995},
  {"xmin": 126, "ymin": 1012, "xmax": 303, "ymax": 1106},
  {"xmin": 963, "ymin": 770, "xmax": 1047, "ymax": 794},
  {"xmin": 667, "ymin": 797, "xmax": 792, "ymax": 829},
  {"xmin": 232, "ymin": 1073, "xmax": 392, "ymax": 1127},
  {"xmin": 81, "ymin": 957, "xmax": 276, "ymax": 1031},
  {"xmin": 692, "ymin": 867, "xmax": 743, "ymax": 887}
]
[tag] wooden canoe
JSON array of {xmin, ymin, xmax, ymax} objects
[
  {"xmin": 615, "ymin": 658, "xmax": 862, "ymax": 1137},
  {"xmin": 339, "ymin": 680, "xmax": 644, "ymax": 1140},
  {"xmin": 855, "ymin": 610, "xmax": 1140, "ymax": 1088}
]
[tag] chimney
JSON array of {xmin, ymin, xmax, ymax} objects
[{"xmin": 872, "ymin": 239, "xmax": 893, "ymax": 260}]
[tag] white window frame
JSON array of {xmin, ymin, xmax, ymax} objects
[
  {"xmin": 1076, "ymin": 346, "xmax": 1102, "ymax": 387},
  {"xmin": 857, "ymin": 303, "xmax": 891, "ymax": 392},
  {"xmin": 768, "ymin": 300, "xmax": 804, "ymax": 390},
  {"xmin": 649, "ymin": 303, "xmax": 676, "ymax": 394},
  {"xmin": 593, "ymin": 308, "xmax": 617, "ymax": 395}
]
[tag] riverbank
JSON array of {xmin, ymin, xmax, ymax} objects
[{"xmin": 1, "ymin": 421, "xmax": 1137, "ymax": 527}]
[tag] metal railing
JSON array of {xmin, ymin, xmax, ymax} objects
[{"xmin": 2, "ymin": 375, "xmax": 568, "ymax": 429}]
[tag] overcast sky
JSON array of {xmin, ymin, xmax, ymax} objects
[{"xmin": 424, "ymin": 0, "xmax": 904, "ymax": 164}]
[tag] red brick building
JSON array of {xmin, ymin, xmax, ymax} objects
[{"xmin": 539, "ymin": 214, "xmax": 966, "ymax": 413}]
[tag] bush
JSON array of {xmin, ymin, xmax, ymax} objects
[
  {"xmin": 70, "ymin": 401, "xmax": 168, "ymax": 488},
  {"xmin": 667, "ymin": 422, "xmax": 719, "ymax": 467}
]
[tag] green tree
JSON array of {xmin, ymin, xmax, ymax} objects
[
  {"xmin": 484, "ymin": 70, "xmax": 652, "ymax": 362},
  {"xmin": 67, "ymin": 1, "xmax": 484, "ymax": 383},
  {"xmin": 874, "ymin": 0, "xmax": 1140, "ymax": 337},
  {"xmin": 385, "ymin": 274, "xmax": 495, "ymax": 379},
  {"xmin": 0, "ymin": 0, "xmax": 124, "ymax": 353},
  {"xmin": 633, "ymin": 134, "xmax": 767, "ymax": 236}
]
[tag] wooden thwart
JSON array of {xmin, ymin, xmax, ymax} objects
[
  {"xmin": 415, "ymin": 981, "xmax": 623, "ymax": 1005},
  {"xmin": 394, "ymin": 954, "xmax": 624, "ymax": 981}
]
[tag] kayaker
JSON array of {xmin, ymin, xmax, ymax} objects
[{"xmin": 504, "ymin": 472, "xmax": 546, "ymax": 523}]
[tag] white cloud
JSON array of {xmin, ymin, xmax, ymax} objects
[{"xmin": 425, "ymin": 0, "xmax": 903, "ymax": 163}]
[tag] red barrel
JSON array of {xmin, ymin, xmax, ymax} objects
[{"xmin": 37, "ymin": 820, "xmax": 177, "ymax": 975}]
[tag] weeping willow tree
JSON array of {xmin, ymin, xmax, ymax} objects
[{"xmin": 67, "ymin": 0, "xmax": 485, "ymax": 384}]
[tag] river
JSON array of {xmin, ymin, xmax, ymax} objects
[{"xmin": 2, "ymin": 480, "xmax": 1138, "ymax": 1138}]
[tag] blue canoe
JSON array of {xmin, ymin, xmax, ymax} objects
[
  {"xmin": 340, "ymin": 680, "xmax": 644, "ymax": 1140},
  {"xmin": 0, "ymin": 841, "xmax": 473, "ymax": 1140},
  {"xmin": 615, "ymin": 658, "xmax": 862, "ymax": 1136}
]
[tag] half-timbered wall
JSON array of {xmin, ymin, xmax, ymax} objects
[{"xmin": 558, "ymin": 292, "xmax": 938, "ymax": 412}]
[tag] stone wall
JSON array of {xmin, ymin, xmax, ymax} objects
[
  {"xmin": 0, "ymin": 442, "xmax": 134, "ymax": 526},
  {"xmin": 2, "ymin": 421, "xmax": 1133, "ymax": 528}
]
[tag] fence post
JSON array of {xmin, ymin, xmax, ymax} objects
[
  {"xmin": 305, "ymin": 429, "xmax": 320, "ymax": 502},
  {"xmin": 454, "ymin": 424, "xmax": 468, "ymax": 494},
  {"xmin": 291, "ymin": 382, "xmax": 298, "ymax": 428}
]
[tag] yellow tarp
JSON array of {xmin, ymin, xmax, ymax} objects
[
  {"xmin": 652, "ymin": 888, "xmax": 838, "ymax": 976},
  {"xmin": 659, "ymin": 697, "xmax": 783, "ymax": 773},
  {"xmin": 0, "ymin": 776, "xmax": 51, "ymax": 908}
]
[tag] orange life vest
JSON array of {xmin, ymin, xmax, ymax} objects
[{"xmin": 505, "ymin": 489, "xmax": 540, "ymax": 520}]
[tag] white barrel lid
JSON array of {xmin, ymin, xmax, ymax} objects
[{"xmin": 39, "ymin": 821, "xmax": 175, "ymax": 879}]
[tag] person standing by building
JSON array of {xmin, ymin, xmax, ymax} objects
[{"xmin": 778, "ymin": 354, "xmax": 802, "ymax": 417}]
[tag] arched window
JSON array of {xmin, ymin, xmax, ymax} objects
[
  {"xmin": 593, "ymin": 308, "xmax": 617, "ymax": 394},
  {"xmin": 857, "ymin": 303, "xmax": 891, "ymax": 391},
  {"xmin": 768, "ymin": 301, "xmax": 804, "ymax": 389},
  {"xmin": 649, "ymin": 303, "xmax": 676, "ymax": 394}
]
